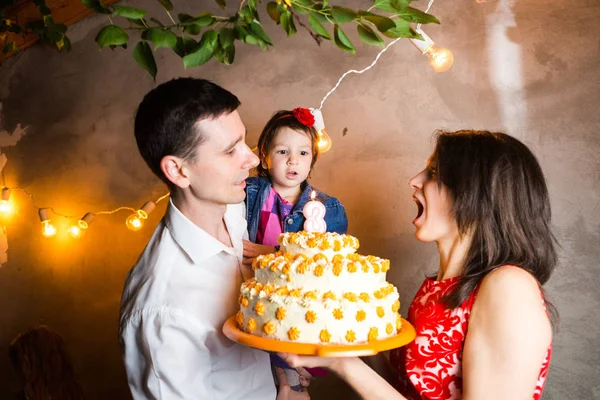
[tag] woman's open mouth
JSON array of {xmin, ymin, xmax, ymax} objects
[{"xmin": 414, "ymin": 197, "xmax": 424, "ymax": 220}]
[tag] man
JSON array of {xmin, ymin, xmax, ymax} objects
[{"xmin": 119, "ymin": 78, "xmax": 305, "ymax": 399}]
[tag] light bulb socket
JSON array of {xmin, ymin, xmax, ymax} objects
[
  {"xmin": 309, "ymin": 108, "xmax": 326, "ymax": 132},
  {"xmin": 38, "ymin": 208, "xmax": 51, "ymax": 222},
  {"xmin": 81, "ymin": 212, "xmax": 95, "ymax": 226},
  {"xmin": 1, "ymin": 188, "xmax": 10, "ymax": 201},
  {"xmin": 139, "ymin": 201, "xmax": 156, "ymax": 217},
  {"xmin": 409, "ymin": 28, "xmax": 435, "ymax": 54}
]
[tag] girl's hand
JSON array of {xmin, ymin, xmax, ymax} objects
[
  {"xmin": 242, "ymin": 240, "xmax": 276, "ymax": 265},
  {"xmin": 275, "ymin": 367, "xmax": 310, "ymax": 400}
]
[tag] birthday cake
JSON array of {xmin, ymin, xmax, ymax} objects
[{"xmin": 236, "ymin": 231, "xmax": 402, "ymax": 344}]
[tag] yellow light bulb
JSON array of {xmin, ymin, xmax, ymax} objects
[
  {"xmin": 126, "ymin": 202, "xmax": 155, "ymax": 231},
  {"xmin": 317, "ymin": 130, "xmax": 332, "ymax": 154},
  {"xmin": 410, "ymin": 28, "xmax": 455, "ymax": 73},
  {"xmin": 42, "ymin": 220, "xmax": 57, "ymax": 238},
  {"xmin": 0, "ymin": 200, "xmax": 13, "ymax": 216},
  {"xmin": 126, "ymin": 211, "xmax": 147, "ymax": 231},
  {"xmin": 424, "ymin": 45, "xmax": 454, "ymax": 73},
  {"xmin": 68, "ymin": 220, "xmax": 89, "ymax": 239}
]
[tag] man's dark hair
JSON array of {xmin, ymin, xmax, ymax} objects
[{"xmin": 134, "ymin": 78, "xmax": 241, "ymax": 189}]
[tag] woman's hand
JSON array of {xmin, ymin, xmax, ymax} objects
[
  {"xmin": 242, "ymin": 240, "xmax": 276, "ymax": 265},
  {"xmin": 275, "ymin": 367, "xmax": 310, "ymax": 400},
  {"xmin": 280, "ymin": 353, "xmax": 406, "ymax": 400}
]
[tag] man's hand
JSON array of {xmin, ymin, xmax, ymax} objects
[
  {"xmin": 242, "ymin": 240, "xmax": 276, "ymax": 265},
  {"xmin": 275, "ymin": 367, "xmax": 310, "ymax": 400}
]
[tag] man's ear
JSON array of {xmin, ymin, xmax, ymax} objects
[{"xmin": 160, "ymin": 155, "xmax": 190, "ymax": 189}]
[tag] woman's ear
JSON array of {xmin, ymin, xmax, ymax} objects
[{"xmin": 160, "ymin": 156, "xmax": 190, "ymax": 189}]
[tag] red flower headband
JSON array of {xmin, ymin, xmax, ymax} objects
[{"xmin": 292, "ymin": 107, "xmax": 315, "ymax": 128}]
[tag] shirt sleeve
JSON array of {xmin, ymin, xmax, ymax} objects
[
  {"xmin": 121, "ymin": 307, "xmax": 216, "ymax": 400},
  {"xmin": 325, "ymin": 202, "xmax": 349, "ymax": 234}
]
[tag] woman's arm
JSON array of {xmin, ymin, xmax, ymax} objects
[
  {"xmin": 280, "ymin": 353, "xmax": 406, "ymax": 400},
  {"xmin": 462, "ymin": 266, "xmax": 552, "ymax": 400}
]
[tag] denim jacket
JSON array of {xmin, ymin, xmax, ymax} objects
[{"xmin": 245, "ymin": 176, "xmax": 348, "ymax": 243}]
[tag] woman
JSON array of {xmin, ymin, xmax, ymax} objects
[{"xmin": 280, "ymin": 130, "xmax": 557, "ymax": 400}]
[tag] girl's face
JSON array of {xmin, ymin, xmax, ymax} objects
[
  {"xmin": 408, "ymin": 154, "xmax": 459, "ymax": 244},
  {"xmin": 263, "ymin": 127, "xmax": 313, "ymax": 193}
]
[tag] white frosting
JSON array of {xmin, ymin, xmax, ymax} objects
[{"xmin": 238, "ymin": 232, "xmax": 402, "ymax": 344}]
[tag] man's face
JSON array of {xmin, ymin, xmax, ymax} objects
[{"xmin": 183, "ymin": 110, "xmax": 259, "ymax": 205}]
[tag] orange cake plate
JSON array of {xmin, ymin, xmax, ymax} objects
[{"xmin": 223, "ymin": 316, "xmax": 416, "ymax": 357}]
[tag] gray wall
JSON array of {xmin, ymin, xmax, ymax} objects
[{"xmin": 0, "ymin": 0, "xmax": 598, "ymax": 398}]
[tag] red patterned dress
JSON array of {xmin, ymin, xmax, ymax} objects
[{"xmin": 390, "ymin": 273, "xmax": 551, "ymax": 400}]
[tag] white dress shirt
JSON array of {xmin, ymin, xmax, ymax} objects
[{"xmin": 119, "ymin": 199, "xmax": 275, "ymax": 400}]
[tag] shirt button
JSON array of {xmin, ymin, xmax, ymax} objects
[{"xmin": 287, "ymin": 218, "xmax": 293, "ymax": 224}]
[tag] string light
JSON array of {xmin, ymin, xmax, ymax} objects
[
  {"xmin": 3, "ymin": 183, "xmax": 170, "ymax": 238},
  {"xmin": 126, "ymin": 201, "xmax": 156, "ymax": 231},
  {"xmin": 409, "ymin": 28, "xmax": 454, "ymax": 72},
  {"xmin": 0, "ymin": 188, "xmax": 13, "ymax": 216},
  {"xmin": 68, "ymin": 212, "xmax": 95, "ymax": 239},
  {"xmin": 38, "ymin": 208, "xmax": 57, "ymax": 238}
]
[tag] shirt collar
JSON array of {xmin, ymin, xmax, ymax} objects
[{"xmin": 165, "ymin": 198, "xmax": 244, "ymax": 265}]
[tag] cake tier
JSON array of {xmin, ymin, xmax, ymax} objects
[
  {"xmin": 277, "ymin": 231, "xmax": 360, "ymax": 259},
  {"xmin": 253, "ymin": 251, "xmax": 391, "ymax": 293},
  {"xmin": 237, "ymin": 280, "xmax": 402, "ymax": 344}
]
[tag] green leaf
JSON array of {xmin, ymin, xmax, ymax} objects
[
  {"xmin": 381, "ymin": 19, "xmax": 419, "ymax": 38},
  {"xmin": 215, "ymin": 0, "xmax": 226, "ymax": 9},
  {"xmin": 183, "ymin": 29, "xmax": 218, "ymax": 68},
  {"xmin": 245, "ymin": 34, "xmax": 267, "ymax": 50},
  {"xmin": 397, "ymin": 7, "xmax": 440, "ymax": 24},
  {"xmin": 173, "ymin": 36, "xmax": 197, "ymax": 57},
  {"xmin": 126, "ymin": 18, "xmax": 146, "ymax": 26},
  {"xmin": 357, "ymin": 23, "xmax": 384, "ymax": 47},
  {"xmin": 308, "ymin": 13, "xmax": 331, "ymax": 40},
  {"xmin": 239, "ymin": 5, "xmax": 257, "ymax": 23},
  {"xmin": 81, "ymin": 0, "xmax": 110, "ymax": 14},
  {"xmin": 219, "ymin": 27, "xmax": 234, "ymax": 48},
  {"xmin": 150, "ymin": 17, "xmax": 165, "ymax": 27},
  {"xmin": 178, "ymin": 13, "xmax": 214, "ymax": 27},
  {"xmin": 372, "ymin": 0, "xmax": 410, "ymax": 13},
  {"xmin": 95, "ymin": 25, "xmax": 128, "ymax": 48},
  {"xmin": 358, "ymin": 11, "xmax": 395, "ymax": 32},
  {"xmin": 266, "ymin": 2, "xmax": 281, "ymax": 23},
  {"xmin": 112, "ymin": 5, "xmax": 147, "ymax": 20},
  {"xmin": 280, "ymin": 11, "xmax": 296, "ymax": 36},
  {"xmin": 330, "ymin": 6, "xmax": 356, "ymax": 23},
  {"xmin": 183, "ymin": 24, "xmax": 202, "ymax": 35},
  {"xmin": 59, "ymin": 36, "xmax": 71, "ymax": 51},
  {"xmin": 223, "ymin": 44, "xmax": 235, "ymax": 63},
  {"xmin": 45, "ymin": 28, "xmax": 63, "ymax": 42},
  {"xmin": 133, "ymin": 41, "xmax": 157, "ymax": 80},
  {"xmin": 141, "ymin": 28, "xmax": 177, "ymax": 50},
  {"xmin": 249, "ymin": 21, "xmax": 272, "ymax": 45},
  {"xmin": 233, "ymin": 24, "xmax": 250, "ymax": 41},
  {"xmin": 333, "ymin": 24, "xmax": 355, "ymax": 54},
  {"xmin": 157, "ymin": 0, "xmax": 173, "ymax": 11},
  {"xmin": 248, "ymin": 0, "xmax": 257, "ymax": 11}
]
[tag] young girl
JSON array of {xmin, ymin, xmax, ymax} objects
[
  {"xmin": 280, "ymin": 130, "xmax": 556, "ymax": 400},
  {"xmin": 243, "ymin": 108, "xmax": 348, "ymax": 391}
]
